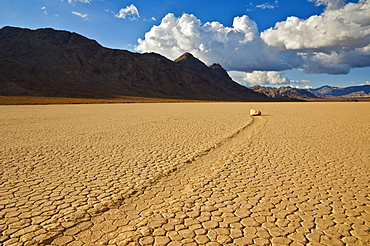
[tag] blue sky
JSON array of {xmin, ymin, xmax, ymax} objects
[{"xmin": 1, "ymin": 0, "xmax": 369, "ymax": 88}]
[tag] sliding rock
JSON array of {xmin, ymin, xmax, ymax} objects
[{"xmin": 250, "ymin": 109, "xmax": 261, "ymax": 116}]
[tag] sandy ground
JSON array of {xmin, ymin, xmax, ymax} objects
[{"xmin": 0, "ymin": 102, "xmax": 369, "ymax": 246}]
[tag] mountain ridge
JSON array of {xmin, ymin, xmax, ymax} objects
[
  {"xmin": 308, "ymin": 85, "xmax": 370, "ymax": 97},
  {"xmin": 248, "ymin": 85, "xmax": 318, "ymax": 100},
  {"xmin": 0, "ymin": 26, "xmax": 273, "ymax": 102}
]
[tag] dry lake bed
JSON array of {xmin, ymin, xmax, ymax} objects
[{"xmin": 1, "ymin": 102, "xmax": 369, "ymax": 245}]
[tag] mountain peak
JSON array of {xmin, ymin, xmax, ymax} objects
[
  {"xmin": 174, "ymin": 52, "xmax": 194, "ymax": 61},
  {"xmin": 209, "ymin": 63, "xmax": 222, "ymax": 68},
  {"xmin": 174, "ymin": 52, "xmax": 208, "ymax": 69}
]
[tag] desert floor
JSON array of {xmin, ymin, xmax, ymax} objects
[{"xmin": 0, "ymin": 102, "xmax": 369, "ymax": 246}]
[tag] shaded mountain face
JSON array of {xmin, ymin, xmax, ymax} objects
[
  {"xmin": 0, "ymin": 26, "xmax": 272, "ymax": 101},
  {"xmin": 308, "ymin": 85, "xmax": 370, "ymax": 97},
  {"xmin": 249, "ymin": 86, "xmax": 318, "ymax": 100}
]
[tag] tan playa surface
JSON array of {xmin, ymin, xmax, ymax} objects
[{"xmin": 1, "ymin": 102, "xmax": 369, "ymax": 246}]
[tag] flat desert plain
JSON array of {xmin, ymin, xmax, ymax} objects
[{"xmin": 1, "ymin": 102, "xmax": 369, "ymax": 246}]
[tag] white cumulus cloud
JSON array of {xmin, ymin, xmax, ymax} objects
[
  {"xmin": 229, "ymin": 71, "xmax": 310, "ymax": 86},
  {"xmin": 136, "ymin": 13, "xmax": 286, "ymax": 72},
  {"xmin": 261, "ymin": 0, "xmax": 370, "ymax": 74},
  {"xmin": 115, "ymin": 4, "xmax": 140, "ymax": 20},
  {"xmin": 261, "ymin": 1, "xmax": 370, "ymax": 51}
]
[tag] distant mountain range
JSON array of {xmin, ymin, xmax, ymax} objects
[
  {"xmin": 249, "ymin": 85, "xmax": 370, "ymax": 100},
  {"xmin": 308, "ymin": 85, "xmax": 370, "ymax": 98},
  {"xmin": 249, "ymin": 86, "xmax": 317, "ymax": 100},
  {"xmin": 0, "ymin": 26, "xmax": 273, "ymax": 102}
]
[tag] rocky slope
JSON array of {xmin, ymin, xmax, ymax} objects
[{"xmin": 0, "ymin": 26, "xmax": 272, "ymax": 101}]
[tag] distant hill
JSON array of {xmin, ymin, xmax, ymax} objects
[
  {"xmin": 308, "ymin": 85, "xmax": 370, "ymax": 98},
  {"xmin": 249, "ymin": 85, "xmax": 318, "ymax": 100},
  {"xmin": 0, "ymin": 26, "xmax": 272, "ymax": 102}
]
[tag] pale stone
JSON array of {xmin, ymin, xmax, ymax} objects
[{"xmin": 250, "ymin": 109, "xmax": 262, "ymax": 116}]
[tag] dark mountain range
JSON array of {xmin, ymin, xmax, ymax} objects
[
  {"xmin": 0, "ymin": 26, "xmax": 272, "ymax": 101},
  {"xmin": 249, "ymin": 85, "xmax": 318, "ymax": 100},
  {"xmin": 308, "ymin": 85, "xmax": 370, "ymax": 98}
]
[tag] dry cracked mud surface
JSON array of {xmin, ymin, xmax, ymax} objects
[{"xmin": 1, "ymin": 102, "xmax": 369, "ymax": 246}]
